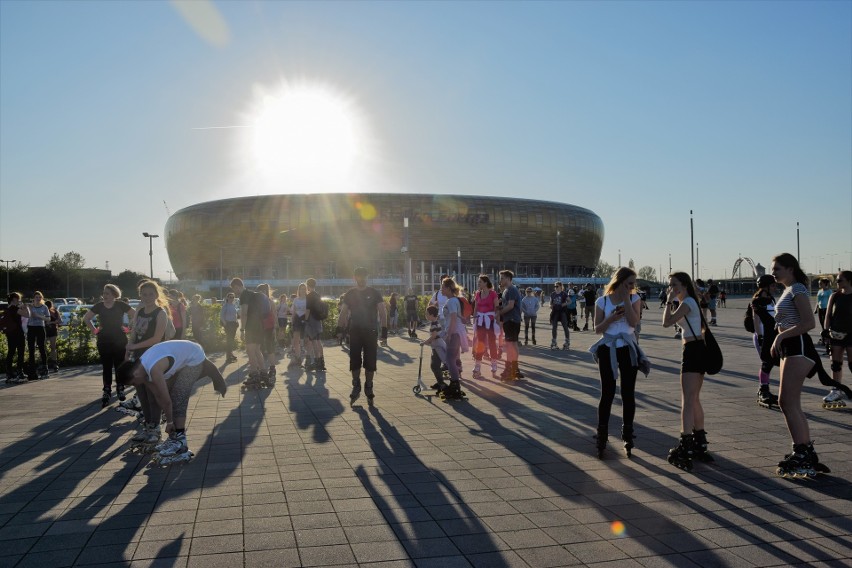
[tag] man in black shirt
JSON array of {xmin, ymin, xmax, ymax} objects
[
  {"xmin": 338, "ymin": 267, "xmax": 388, "ymax": 404},
  {"xmin": 230, "ymin": 278, "xmax": 266, "ymax": 385},
  {"xmin": 404, "ymin": 288, "xmax": 419, "ymax": 338},
  {"xmin": 304, "ymin": 278, "xmax": 326, "ymax": 371}
]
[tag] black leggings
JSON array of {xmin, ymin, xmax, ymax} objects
[
  {"xmin": 597, "ymin": 345, "xmax": 638, "ymax": 429},
  {"xmin": 5, "ymin": 331, "xmax": 25, "ymax": 372},
  {"xmin": 26, "ymin": 326, "xmax": 47, "ymax": 368},
  {"xmin": 97, "ymin": 341, "xmax": 126, "ymax": 390}
]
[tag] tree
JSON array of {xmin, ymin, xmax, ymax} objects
[
  {"xmin": 47, "ymin": 251, "xmax": 86, "ymax": 297},
  {"xmin": 114, "ymin": 270, "xmax": 152, "ymax": 297},
  {"xmin": 638, "ymin": 266, "xmax": 657, "ymax": 282},
  {"xmin": 593, "ymin": 260, "xmax": 616, "ymax": 279}
]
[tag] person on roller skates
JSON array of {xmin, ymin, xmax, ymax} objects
[
  {"xmin": 589, "ymin": 267, "xmax": 646, "ymax": 458},
  {"xmin": 769, "ymin": 254, "xmax": 850, "ymax": 478},
  {"xmin": 116, "ymin": 340, "xmax": 227, "ymax": 464},
  {"xmin": 662, "ymin": 272, "xmax": 713, "ymax": 471},
  {"xmin": 520, "ymin": 287, "xmax": 540, "ymax": 346},
  {"xmin": 821, "ymin": 270, "xmax": 852, "ymax": 409},
  {"xmin": 2, "ymin": 293, "xmax": 27, "ymax": 383},
  {"xmin": 498, "ymin": 270, "xmax": 524, "ymax": 381},
  {"xmin": 549, "ymin": 282, "xmax": 570, "ymax": 350},
  {"xmin": 338, "ymin": 267, "xmax": 388, "ymax": 404},
  {"xmin": 423, "ymin": 306, "xmax": 448, "ymax": 392},
  {"xmin": 84, "ymin": 285, "xmax": 135, "ymax": 406},
  {"xmin": 751, "ymin": 275, "xmax": 780, "ymax": 408},
  {"xmin": 472, "ymin": 275, "xmax": 500, "ymax": 378},
  {"xmin": 404, "ymin": 288, "xmax": 419, "ymax": 338},
  {"xmin": 230, "ymin": 278, "xmax": 267, "ymax": 387}
]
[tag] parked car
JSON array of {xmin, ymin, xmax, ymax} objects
[
  {"xmin": 58, "ymin": 304, "xmax": 86, "ymax": 326},
  {"xmin": 52, "ymin": 298, "xmax": 69, "ymax": 306}
]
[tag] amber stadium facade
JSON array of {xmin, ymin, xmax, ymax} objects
[{"xmin": 164, "ymin": 194, "xmax": 604, "ymax": 295}]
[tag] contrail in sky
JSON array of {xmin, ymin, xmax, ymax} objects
[{"xmin": 191, "ymin": 125, "xmax": 251, "ymax": 130}]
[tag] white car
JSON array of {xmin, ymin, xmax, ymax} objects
[{"xmin": 58, "ymin": 304, "xmax": 86, "ymax": 326}]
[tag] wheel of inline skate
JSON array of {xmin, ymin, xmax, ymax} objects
[{"xmin": 412, "ymin": 385, "xmax": 422, "ymax": 394}]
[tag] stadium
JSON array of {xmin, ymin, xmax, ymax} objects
[{"xmin": 164, "ymin": 194, "xmax": 604, "ymax": 295}]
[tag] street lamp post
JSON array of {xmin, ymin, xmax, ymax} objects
[
  {"xmin": 0, "ymin": 259, "xmax": 16, "ymax": 296},
  {"xmin": 142, "ymin": 232, "xmax": 159, "ymax": 279},
  {"xmin": 457, "ymin": 249, "xmax": 461, "ymax": 288},
  {"xmin": 556, "ymin": 230, "xmax": 561, "ymax": 279}
]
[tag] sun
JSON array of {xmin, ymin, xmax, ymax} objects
[{"xmin": 242, "ymin": 80, "xmax": 369, "ymax": 191}]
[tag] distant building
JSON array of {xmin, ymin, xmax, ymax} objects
[{"xmin": 164, "ymin": 194, "xmax": 604, "ymax": 294}]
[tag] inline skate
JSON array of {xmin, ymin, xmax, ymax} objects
[
  {"xmin": 776, "ymin": 442, "xmax": 830, "ymax": 478},
  {"xmin": 151, "ymin": 433, "xmax": 194, "ymax": 466},
  {"xmin": 692, "ymin": 429, "xmax": 714, "ymax": 463},
  {"xmin": 822, "ymin": 388, "xmax": 846, "ymax": 410},
  {"xmin": 439, "ymin": 380, "xmax": 466, "ymax": 401},
  {"xmin": 757, "ymin": 385, "xmax": 779, "ymax": 409},
  {"xmin": 667, "ymin": 434, "xmax": 695, "ymax": 472}
]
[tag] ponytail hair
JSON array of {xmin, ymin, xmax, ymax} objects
[{"xmin": 772, "ymin": 253, "xmax": 809, "ymax": 286}]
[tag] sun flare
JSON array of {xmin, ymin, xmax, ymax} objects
[{"xmin": 242, "ymin": 80, "xmax": 371, "ymax": 191}]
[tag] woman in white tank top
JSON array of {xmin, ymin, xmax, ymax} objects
[{"xmin": 662, "ymin": 271, "xmax": 712, "ymax": 470}]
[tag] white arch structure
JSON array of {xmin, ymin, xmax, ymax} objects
[{"xmin": 731, "ymin": 257, "xmax": 757, "ymax": 280}]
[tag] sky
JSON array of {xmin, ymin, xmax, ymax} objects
[{"xmin": 1, "ymin": 0, "xmax": 850, "ymax": 282}]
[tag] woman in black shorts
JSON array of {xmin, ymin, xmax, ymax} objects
[{"xmin": 662, "ymin": 271, "xmax": 712, "ymax": 470}]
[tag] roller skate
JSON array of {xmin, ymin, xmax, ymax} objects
[
  {"xmin": 130, "ymin": 424, "xmax": 161, "ymax": 453},
  {"xmin": 439, "ymin": 380, "xmax": 466, "ymax": 401},
  {"xmin": 582, "ymin": 323, "xmax": 588, "ymax": 331},
  {"xmin": 822, "ymin": 388, "xmax": 846, "ymax": 410},
  {"xmin": 226, "ymin": 353, "xmax": 238, "ymax": 363},
  {"xmin": 267, "ymin": 365, "xmax": 276, "ymax": 379},
  {"xmin": 757, "ymin": 385, "xmax": 779, "ymax": 409},
  {"xmin": 380, "ymin": 339, "xmax": 388, "ymax": 348},
  {"xmin": 242, "ymin": 371, "xmax": 263, "ymax": 390},
  {"xmin": 562, "ymin": 340, "xmax": 570, "ymax": 351},
  {"xmin": 37, "ymin": 365, "xmax": 49, "ymax": 379},
  {"xmin": 667, "ymin": 434, "xmax": 695, "ymax": 472},
  {"xmin": 349, "ymin": 377, "xmax": 362, "ymax": 404},
  {"xmin": 10, "ymin": 369, "xmax": 28, "ymax": 384},
  {"xmin": 116, "ymin": 384, "xmax": 126, "ymax": 402},
  {"xmin": 101, "ymin": 388, "xmax": 111, "ymax": 408},
  {"xmin": 152, "ymin": 432, "xmax": 193, "ymax": 466},
  {"xmin": 49, "ymin": 361, "xmax": 60, "ymax": 373},
  {"xmin": 621, "ymin": 425, "xmax": 634, "ymax": 458},
  {"xmin": 431, "ymin": 380, "xmax": 447, "ymax": 393},
  {"xmin": 531, "ymin": 337, "xmax": 536, "ymax": 345},
  {"xmin": 776, "ymin": 442, "xmax": 829, "ymax": 478},
  {"xmin": 573, "ymin": 323, "xmax": 580, "ymax": 332},
  {"xmin": 116, "ymin": 396, "xmax": 143, "ymax": 419},
  {"xmin": 692, "ymin": 429, "xmax": 715, "ymax": 463},
  {"xmin": 595, "ymin": 426, "xmax": 608, "ymax": 459},
  {"xmin": 550, "ymin": 339, "xmax": 558, "ymax": 350},
  {"xmin": 315, "ymin": 357, "xmax": 326, "ymax": 372},
  {"xmin": 471, "ymin": 362, "xmax": 483, "ymax": 380},
  {"xmin": 490, "ymin": 361, "xmax": 498, "ymax": 376}
]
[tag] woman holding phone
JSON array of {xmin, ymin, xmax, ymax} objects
[{"xmin": 590, "ymin": 267, "xmax": 643, "ymax": 458}]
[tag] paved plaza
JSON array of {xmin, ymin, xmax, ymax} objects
[{"xmin": 1, "ymin": 298, "xmax": 850, "ymax": 568}]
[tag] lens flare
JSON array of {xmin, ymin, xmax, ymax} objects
[{"xmin": 611, "ymin": 520, "xmax": 626, "ymax": 537}]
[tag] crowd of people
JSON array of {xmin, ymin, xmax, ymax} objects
[{"xmin": 1, "ymin": 253, "xmax": 851, "ymax": 476}]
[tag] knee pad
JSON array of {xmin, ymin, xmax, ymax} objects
[{"xmin": 830, "ymin": 361, "xmax": 843, "ymax": 372}]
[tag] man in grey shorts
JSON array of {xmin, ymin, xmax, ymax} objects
[
  {"xmin": 116, "ymin": 340, "xmax": 226, "ymax": 460},
  {"xmin": 304, "ymin": 278, "xmax": 326, "ymax": 371}
]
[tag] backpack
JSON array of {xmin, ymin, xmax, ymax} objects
[
  {"xmin": 743, "ymin": 305, "xmax": 755, "ymax": 333},
  {"xmin": 458, "ymin": 296, "xmax": 474, "ymax": 320}
]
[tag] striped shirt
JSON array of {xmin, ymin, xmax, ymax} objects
[{"xmin": 775, "ymin": 283, "xmax": 809, "ymax": 329}]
